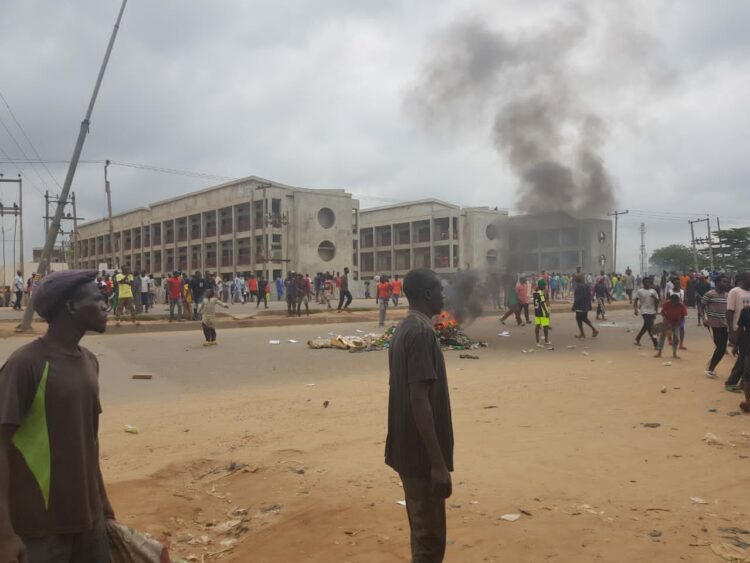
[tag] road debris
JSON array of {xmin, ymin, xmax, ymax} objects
[
  {"xmin": 690, "ymin": 496, "xmax": 709, "ymax": 504},
  {"xmin": 641, "ymin": 422, "xmax": 661, "ymax": 429},
  {"xmin": 131, "ymin": 373, "xmax": 153, "ymax": 380},
  {"xmin": 459, "ymin": 354, "xmax": 480, "ymax": 360},
  {"xmin": 124, "ymin": 424, "xmax": 139, "ymax": 434},
  {"xmin": 500, "ymin": 513, "xmax": 521, "ymax": 522}
]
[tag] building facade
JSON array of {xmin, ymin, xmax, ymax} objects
[
  {"xmin": 357, "ymin": 200, "xmax": 510, "ymax": 279},
  {"xmin": 74, "ymin": 177, "xmax": 359, "ymax": 281}
]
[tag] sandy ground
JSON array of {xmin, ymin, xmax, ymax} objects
[{"xmin": 2, "ymin": 307, "xmax": 749, "ymax": 562}]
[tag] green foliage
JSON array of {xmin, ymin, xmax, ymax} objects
[
  {"xmin": 711, "ymin": 227, "xmax": 750, "ymax": 272},
  {"xmin": 649, "ymin": 244, "xmax": 702, "ymax": 272}
]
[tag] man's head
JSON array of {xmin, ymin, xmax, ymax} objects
[
  {"xmin": 537, "ymin": 279, "xmax": 546, "ymax": 290},
  {"xmin": 403, "ymin": 268, "xmax": 443, "ymax": 316},
  {"xmin": 122, "ymin": 264, "xmax": 131, "ymax": 275},
  {"xmin": 344, "ymin": 267, "xmax": 349, "ymax": 275},
  {"xmin": 194, "ymin": 270, "xmax": 202, "ymax": 278},
  {"xmin": 739, "ymin": 272, "xmax": 750, "ymax": 290},
  {"xmin": 669, "ymin": 293, "xmax": 680, "ymax": 304},
  {"xmin": 643, "ymin": 277, "xmax": 652, "ymax": 289},
  {"xmin": 716, "ymin": 275, "xmax": 731, "ymax": 292},
  {"xmin": 16, "ymin": 270, "xmax": 21, "ymax": 276},
  {"xmin": 394, "ymin": 274, "xmax": 399, "ymax": 281},
  {"xmin": 33, "ymin": 270, "xmax": 108, "ymax": 332}
]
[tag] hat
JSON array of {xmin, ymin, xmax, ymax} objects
[{"xmin": 33, "ymin": 269, "xmax": 98, "ymax": 320}]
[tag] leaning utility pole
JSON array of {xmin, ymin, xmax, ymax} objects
[
  {"xmin": 18, "ymin": 0, "xmax": 128, "ymax": 332},
  {"xmin": 607, "ymin": 209, "xmax": 629, "ymax": 273},
  {"xmin": 705, "ymin": 214, "xmax": 715, "ymax": 272},
  {"xmin": 43, "ymin": 191, "xmax": 83, "ymax": 267},
  {"xmin": 105, "ymin": 159, "xmax": 114, "ymax": 266}
]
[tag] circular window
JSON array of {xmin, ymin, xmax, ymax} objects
[
  {"xmin": 318, "ymin": 208, "xmax": 335, "ymax": 229},
  {"xmin": 318, "ymin": 240, "xmax": 336, "ymax": 262},
  {"xmin": 486, "ymin": 224, "xmax": 498, "ymax": 240},
  {"xmin": 486, "ymin": 249, "xmax": 498, "ymax": 265}
]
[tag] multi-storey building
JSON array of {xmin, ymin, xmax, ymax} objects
[
  {"xmin": 357, "ymin": 199, "xmax": 510, "ymax": 279},
  {"xmin": 74, "ymin": 176, "xmax": 359, "ymax": 281}
]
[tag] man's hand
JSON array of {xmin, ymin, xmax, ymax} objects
[
  {"xmin": 0, "ymin": 532, "xmax": 26, "ymax": 563},
  {"xmin": 633, "ymin": 309, "xmax": 639, "ymax": 316},
  {"xmin": 430, "ymin": 465, "xmax": 452, "ymax": 499}
]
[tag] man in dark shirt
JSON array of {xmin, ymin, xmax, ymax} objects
[
  {"xmin": 190, "ymin": 271, "xmax": 207, "ymax": 320},
  {"xmin": 386, "ymin": 268, "xmax": 453, "ymax": 562},
  {"xmin": 0, "ymin": 270, "xmax": 114, "ymax": 562},
  {"xmin": 735, "ymin": 306, "xmax": 750, "ymax": 412},
  {"xmin": 336, "ymin": 267, "xmax": 353, "ymax": 313}
]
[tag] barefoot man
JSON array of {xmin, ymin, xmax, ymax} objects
[
  {"xmin": 386, "ymin": 268, "xmax": 453, "ymax": 562},
  {"xmin": 0, "ymin": 270, "xmax": 115, "ymax": 563}
]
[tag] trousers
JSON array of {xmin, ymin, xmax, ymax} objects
[
  {"xmin": 708, "ymin": 327, "xmax": 728, "ymax": 372},
  {"xmin": 24, "ymin": 519, "xmax": 109, "ymax": 563},
  {"xmin": 726, "ymin": 341, "xmax": 747, "ymax": 387},
  {"xmin": 337, "ymin": 290, "xmax": 353, "ymax": 310},
  {"xmin": 379, "ymin": 299, "xmax": 389, "ymax": 325},
  {"xmin": 202, "ymin": 323, "xmax": 217, "ymax": 342},
  {"xmin": 400, "ymin": 474, "xmax": 447, "ymax": 563}
]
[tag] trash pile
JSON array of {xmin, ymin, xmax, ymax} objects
[{"xmin": 307, "ymin": 317, "xmax": 487, "ymax": 353}]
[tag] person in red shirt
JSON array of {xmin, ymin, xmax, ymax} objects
[
  {"xmin": 378, "ymin": 276, "xmax": 393, "ymax": 326},
  {"xmin": 247, "ymin": 275, "xmax": 259, "ymax": 304},
  {"xmin": 655, "ymin": 293, "xmax": 688, "ymax": 359},
  {"xmin": 391, "ymin": 275, "xmax": 403, "ymax": 307},
  {"xmin": 166, "ymin": 271, "xmax": 184, "ymax": 322}
]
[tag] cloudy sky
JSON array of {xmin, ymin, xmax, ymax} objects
[{"xmin": 0, "ymin": 0, "xmax": 748, "ymax": 272}]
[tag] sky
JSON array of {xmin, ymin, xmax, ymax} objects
[{"xmin": 0, "ymin": 0, "xmax": 748, "ymax": 274}]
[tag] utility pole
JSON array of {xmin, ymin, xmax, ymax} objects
[
  {"xmin": 688, "ymin": 218, "xmax": 701, "ymax": 273},
  {"xmin": 705, "ymin": 215, "xmax": 715, "ymax": 272},
  {"xmin": 18, "ymin": 0, "xmax": 128, "ymax": 332},
  {"xmin": 256, "ymin": 183, "xmax": 270, "ymax": 282},
  {"xmin": 72, "ymin": 192, "xmax": 78, "ymax": 267},
  {"xmin": 639, "ymin": 222, "xmax": 646, "ymax": 276},
  {"xmin": 0, "ymin": 174, "xmax": 23, "ymax": 281},
  {"xmin": 607, "ymin": 209, "xmax": 629, "ymax": 273},
  {"xmin": 716, "ymin": 217, "xmax": 723, "ymax": 270},
  {"xmin": 105, "ymin": 159, "xmax": 114, "ymax": 266},
  {"xmin": 43, "ymin": 192, "xmax": 83, "ymax": 268}
]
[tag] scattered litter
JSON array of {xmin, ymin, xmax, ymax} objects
[
  {"xmin": 500, "ymin": 513, "xmax": 521, "ymax": 522},
  {"xmin": 703, "ymin": 432, "xmax": 725, "ymax": 446},
  {"xmin": 219, "ymin": 538, "xmax": 238, "ymax": 548},
  {"xmin": 641, "ymin": 422, "xmax": 661, "ymax": 428},
  {"xmin": 649, "ymin": 530, "xmax": 662, "ymax": 540},
  {"xmin": 131, "ymin": 373, "xmax": 153, "ymax": 380},
  {"xmin": 581, "ymin": 351, "xmax": 590, "ymax": 356},
  {"xmin": 710, "ymin": 542, "xmax": 750, "ymax": 561},
  {"xmin": 356, "ymin": 329, "xmax": 365, "ymax": 333},
  {"xmin": 396, "ymin": 500, "xmax": 407, "ymax": 507},
  {"xmin": 459, "ymin": 354, "xmax": 480, "ymax": 360},
  {"xmin": 306, "ymin": 383, "xmax": 316, "ymax": 387},
  {"xmin": 566, "ymin": 345, "xmax": 576, "ymax": 349},
  {"xmin": 323, "ymin": 400, "xmax": 330, "ymax": 408},
  {"xmin": 288, "ymin": 339, "xmax": 298, "ymax": 344},
  {"xmin": 124, "ymin": 425, "xmax": 139, "ymax": 434},
  {"xmin": 260, "ymin": 504, "xmax": 282, "ymax": 514},
  {"xmin": 518, "ymin": 508, "xmax": 532, "ymax": 516},
  {"xmin": 598, "ymin": 322, "xmax": 620, "ymax": 327},
  {"xmin": 690, "ymin": 496, "xmax": 709, "ymax": 505},
  {"xmin": 483, "ymin": 405, "xmax": 498, "ymax": 409},
  {"xmin": 213, "ymin": 519, "xmax": 242, "ymax": 534},
  {"xmin": 709, "ymin": 407, "xmax": 718, "ymax": 413},
  {"xmin": 663, "ymin": 362, "xmax": 672, "ymax": 366},
  {"xmin": 719, "ymin": 527, "xmax": 750, "ymax": 536},
  {"xmin": 498, "ymin": 331, "xmax": 511, "ymax": 337},
  {"xmin": 269, "ymin": 340, "xmax": 281, "ymax": 345},
  {"xmin": 660, "ymin": 386, "xmax": 668, "ymax": 394},
  {"xmin": 327, "ymin": 331, "xmax": 336, "ymax": 336},
  {"xmin": 728, "ymin": 412, "xmax": 742, "ymax": 417}
]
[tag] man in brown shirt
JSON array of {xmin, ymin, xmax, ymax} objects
[
  {"xmin": 386, "ymin": 268, "xmax": 453, "ymax": 562},
  {"xmin": 0, "ymin": 270, "xmax": 114, "ymax": 563}
]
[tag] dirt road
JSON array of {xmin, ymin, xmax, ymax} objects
[{"xmin": 2, "ymin": 308, "xmax": 748, "ymax": 562}]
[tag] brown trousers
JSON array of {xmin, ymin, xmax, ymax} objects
[{"xmin": 400, "ymin": 474, "xmax": 447, "ymax": 563}]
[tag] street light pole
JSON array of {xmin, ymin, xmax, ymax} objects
[{"xmin": 607, "ymin": 209, "xmax": 629, "ymax": 273}]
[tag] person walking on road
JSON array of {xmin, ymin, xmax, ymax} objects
[
  {"xmin": 725, "ymin": 272, "xmax": 750, "ymax": 393},
  {"xmin": 533, "ymin": 279, "xmax": 552, "ymax": 346},
  {"xmin": 198, "ymin": 288, "xmax": 229, "ymax": 346},
  {"xmin": 702, "ymin": 274, "xmax": 730, "ymax": 379},
  {"xmin": 336, "ymin": 267, "xmax": 353, "ymax": 313},
  {"xmin": 0, "ymin": 270, "xmax": 115, "ymax": 563},
  {"xmin": 634, "ymin": 276, "xmax": 660, "ymax": 349},
  {"xmin": 167, "ymin": 271, "xmax": 183, "ymax": 322},
  {"xmin": 13, "ymin": 270, "xmax": 24, "ymax": 310},
  {"xmin": 115, "ymin": 265, "xmax": 137, "ymax": 326},
  {"xmin": 573, "ymin": 278, "xmax": 598, "ymax": 339},
  {"xmin": 385, "ymin": 268, "xmax": 453, "ymax": 563},
  {"xmin": 377, "ymin": 276, "xmax": 392, "ymax": 326}
]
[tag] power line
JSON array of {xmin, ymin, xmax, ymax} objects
[
  {"xmin": 0, "ymin": 144, "xmax": 45, "ymax": 196},
  {"xmin": 0, "ymin": 114, "xmax": 52, "ymax": 194},
  {"xmin": 0, "ymin": 91, "xmax": 62, "ymax": 189}
]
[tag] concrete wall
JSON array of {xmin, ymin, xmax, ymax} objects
[{"xmin": 460, "ymin": 209, "xmax": 510, "ymax": 273}]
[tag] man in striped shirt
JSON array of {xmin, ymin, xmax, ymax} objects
[
  {"xmin": 386, "ymin": 269, "xmax": 453, "ymax": 563},
  {"xmin": 702, "ymin": 275, "xmax": 730, "ymax": 378}
]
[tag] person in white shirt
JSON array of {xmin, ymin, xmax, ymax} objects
[
  {"xmin": 13, "ymin": 270, "xmax": 25, "ymax": 310},
  {"xmin": 140, "ymin": 273, "xmax": 152, "ymax": 312},
  {"xmin": 725, "ymin": 272, "xmax": 750, "ymax": 392}
]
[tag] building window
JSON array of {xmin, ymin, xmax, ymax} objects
[
  {"xmin": 318, "ymin": 240, "xmax": 336, "ymax": 262},
  {"xmin": 318, "ymin": 207, "xmax": 335, "ymax": 229},
  {"xmin": 486, "ymin": 224, "xmax": 498, "ymax": 240},
  {"xmin": 486, "ymin": 249, "xmax": 498, "ymax": 265}
]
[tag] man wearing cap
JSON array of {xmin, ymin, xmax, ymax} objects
[
  {"xmin": 114, "ymin": 264, "xmax": 137, "ymax": 326},
  {"xmin": 0, "ymin": 270, "xmax": 114, "ymax": 562}
]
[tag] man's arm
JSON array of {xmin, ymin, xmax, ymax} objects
[
  {"xmin": 409, "ymin": 381, "xmax": 451, "ymax": 498},
  {"xmin": 95, "ymin": 442, "xmax": 115, "ymax": 521},
  {"xmin": 633, "ymin": 295, "xmax": 640, "ymax": 314},
  {"xmin": 0, "ymin": 425, "xmax": 26, "ymax": 562},
  {"xmin": 727, "ymin": 310, "xmax": 736, "ymax": 344}
]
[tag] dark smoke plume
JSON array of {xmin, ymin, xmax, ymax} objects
[
  {"xmin": 407, "ymin": 6, "xmax": 618, "ymax": 216},
  {"xmin": 444, "ymin": 269, "xmax": 484, "ymax": 325}
]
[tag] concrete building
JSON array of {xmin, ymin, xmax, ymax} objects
[
  {"xmin": 507, "ymin": 212, "xmax": 613, "ymax": 274},
  {"xmin": 74, "ymin": 176, "xmax": 359, "ymax": 281},
  {"xmin": 357, "ymin": 200, "xmax": 510, "ymax": 279}
]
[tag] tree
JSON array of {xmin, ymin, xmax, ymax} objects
[
  {"xmin": 712, "ymin": 227, "xmax": 750, "ymax": 272},
  {"xmin": 649, "ymin": 244, "xmax": 702, "ymax": 272}
]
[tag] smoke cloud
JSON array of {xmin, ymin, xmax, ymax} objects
[{"xmin": 407, "ymin": 5, "xmax": 625, "ymax": 217}]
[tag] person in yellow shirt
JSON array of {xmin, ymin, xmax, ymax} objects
[{"xmin": 115, "ymin": 265, "xmax": 137, "ymax": 326}]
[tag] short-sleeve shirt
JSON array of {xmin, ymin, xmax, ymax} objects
[
  {"xmin": 662, "ymin": 301, "xmax": 688, "ymax": 325},
  {"xmin": 340, "ymin": 275, "xmax": 349, "ymax": 292},
  {"xmin": 377, "ymin": 282, "xmax": 392, "ymax": 300},
  {"xmin": 115, "ymin": 274, "xmax": 133, "ymax": 299},
  {"xmin": 0, "ymin": 338, "xmax": 105, "ymax": 539},
  {"xmin": 385, "ymin": 310, "xmax": 453, "ymax": 478},
  {"xmin": 727, "ymin": 287, "xmax": 750, "ymax": 331},
  {"xmin": 391, "ymin": 280, "xmax": 402, "ymax": 295},
  {"xmin": 702, "ymin": 289, "xmax": 728, "ymax": 328},
  {"xmin": 167, "ymin": 277, "xmax": 182, "ymax": 300},
  {"xmin": 532, "ymin": 290, "xmax": 549, "ymax": 318},
  {"xmin": 636, "ymin": 288, "xmax": 659, "ymax": 315},
  {"xmin": 737, "ymin": 307, "xmax": 750, "ymax": 348}
]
